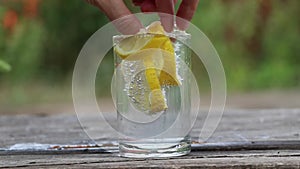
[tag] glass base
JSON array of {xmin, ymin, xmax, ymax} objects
[{"xmin": 119, "ymin": 137, "xmax": 191, "ymax": 158}]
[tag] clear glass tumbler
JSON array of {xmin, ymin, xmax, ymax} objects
[{"xmin": 113, "ymin": 30, "xmax": 191, "ymax": 158}]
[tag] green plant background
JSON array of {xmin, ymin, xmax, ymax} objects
[{"xmin": 0, "ymin": 0, "xmax": 299, "ymax": 108}]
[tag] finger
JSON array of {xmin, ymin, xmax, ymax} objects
[
  {"xmin": 176, "ymin": 0, "xmax": 199, "ymax": 30},
  {"xmin": 95, "ymin": 0, "xmax": 143, "ymax": 34},
  {"xmin": 113, "ymin": 14, "xmax": 144, "ymax": 35},
  {"xmin": 155, "ymin": 0, "xmax": 175, "ymax": 32},
  {"xmin": 140, "ymin": 0, "xmax": 156, "ymax": 12}
]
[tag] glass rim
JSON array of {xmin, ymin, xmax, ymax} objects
[{"xmin": 113, "ymin": 30, "xmax": 191, "ymax": 44}]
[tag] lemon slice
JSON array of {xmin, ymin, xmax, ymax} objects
[
  {"xmin": 147, "ymin": 21, "xmax": 165, "ymax": 34},
  {"xmin": 115, "ymin": 21, "xmax": 179, "ymax": 113},
  {"xmin": 122, "ymin": 49, "xmax": 165, "ymax": 112},
  {"xmin": 117, "ymin": 37, "xmax": 167, "ymax": 113},
  {"xmin": 147, "ymin": 22, "xmax": 180, "ymax": 86},
  {"xmin": 115, "ymin": 35, "xmax": 152, "ymax": 59},
  {"xmin": 143, "ymin": 56, "xmax": 167, "ymax": 112}
]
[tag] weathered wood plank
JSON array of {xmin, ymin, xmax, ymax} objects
[
  {"xmin": 1, "ymin": 140, "xmax": 300, "ymax": 156},
  {"xmin": 49, "ymin": 157, "xmax": 300, "ymax": 169},
  {"xmin": 1, "ymin": 150, "xmax": 300, "ymax": 168},
  {"xmin": 192, "ymin": 140, "xmax": 300, "ymax": 151},
  {"xmin": 1, "ymin": 109, "xmax": 300, "ymax": 148},
  {"xmin": 1, "ymin": 109, "xmax": 300, "ymax": 168}
]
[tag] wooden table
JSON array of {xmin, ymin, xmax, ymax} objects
[{"xmin": 1, "ymin": 109, "xmax": 300, "ymax": 168}]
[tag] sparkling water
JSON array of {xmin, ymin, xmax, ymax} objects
[{"xmin": 113, "ymin": 31, "xmax": 191, "ymax": 157}]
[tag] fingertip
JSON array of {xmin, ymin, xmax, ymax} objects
[
  {"xmin": 160, "ymin": 16, "xmax": 174, "ymax": 32},
  {"xmin": 155, "ymin": 0, "xmax": 175, "ymax": 32},
  {"xmin": 176, "ymin": 18, "xmax": 189, "ymax": 31},
  {"xmin": 113, "ymin": 14, "xmax": 143, "ymax": 35},
  {"xmin": 176, "ymin": 0, "xmax": 199, "ymax": 30}
]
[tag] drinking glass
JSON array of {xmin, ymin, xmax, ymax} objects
[{"xmin": 113, "ymin": 30, "xmax": 191, "ymax": 158}]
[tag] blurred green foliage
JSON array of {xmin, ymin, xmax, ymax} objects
[
  {"xmin": 195, "ymin": 0, "xmax": 300, "ymax": 90},
  {"xmin": 39, "ymin": 0, "xmax": 108, "ymax": 79},
  {"xmin": 0, "ymin": 0, "xmax": 299, "ymax": 98},
  {"xmin": 0, "ymin": 59, "xmax": 11, "ymax": 72}
]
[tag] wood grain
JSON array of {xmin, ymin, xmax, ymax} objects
[{"xmin": 1, "ymin": 109, "xmax": 300, "ymax": 168}]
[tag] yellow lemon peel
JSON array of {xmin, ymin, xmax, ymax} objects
[{"xmin": 115, "ymin": 21, "xmax": 179, "ymax": 113}]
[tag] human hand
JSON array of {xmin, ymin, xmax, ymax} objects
[
  {"xmin": 86, "ymin": 0, "xmax": 199, "ymax": 34},
  {"xmin": 86, "ymin": 0, "xmax": 143, "ymax": 34},
  {"xmin": 133, "ymin": 0, "xmax": 199, "ymax": 31}
]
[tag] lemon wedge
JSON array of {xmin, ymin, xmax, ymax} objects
[
  {"xmin": 115, "ymin": 21, "xmax": 179, "ymax": 113},
  {"xmin": 147, "ymin": 21, "xmax": 180, "ymax": 86},
  {"xmin": 115, "ymin": 35, "xmax": 152, "ymax": 59},
  {"xmin": 117, "ymin": 40, "xmax": 167, "ymax": 113}
]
